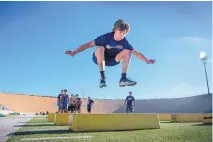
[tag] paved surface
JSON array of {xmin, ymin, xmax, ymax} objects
[{"xmin": 0, "ymin": 115, "xmax": 34, "ymax": 142}]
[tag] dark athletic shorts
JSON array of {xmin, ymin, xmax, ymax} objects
[
  {"xmin": 68, "ymin": 104, "xmax": 75, "ymax": 112},
  {"xmin": 87, "ymin": 106, "xmax": 92, "ymax": 113},
  {"xmin": 92, "ymin": 52, "xmax": 120, "ymax": 66},
  {"xmin": 126, "ymin": 105, "xmax": 133, "ymax": 113},
  {"xmin": 61, "ymin": 105, "xmax": 67, "ymax": 112},
  {"xmin": 74, "ymin": 103, "xmax": 81, "ymax": 111}
]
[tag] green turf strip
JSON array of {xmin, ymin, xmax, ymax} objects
[{"xmin": 6, "ymin": 116, "xmax": 212, "ymax": 142}]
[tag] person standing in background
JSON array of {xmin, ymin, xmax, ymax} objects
[
  {"xmin": 75, "ymin": 94, "xmax": 82, "ymax": 113},
  {"xmin": 68, "ymin": 94, "xmax": 75, "ymax": 113},
  {"xmin": 57, "ymin": 90, "xmax": 64, "ymax": 113},
  {"xmin": 60, "ymin": 89, "xmax": 69, "ymax": 113},
  {"xmin": 124, "ymin": 91, "xmax": 135, "ymax": 113},
  {"xmin": 87, "ymin": 96, "xmax": 94, "ymax": 113}
]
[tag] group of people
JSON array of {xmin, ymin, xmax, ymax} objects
[
  {"xmin": 57, "ymin": 89, "xmax": 135, "ymax": 113},
  {"xmin": 57, "ymin": 89, "xmax": 94, "ymax": 113}
]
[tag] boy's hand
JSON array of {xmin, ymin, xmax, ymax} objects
[
  {"xmin": 65, "ymin": 50, "xmax": 75, "ymax": 56},
  {"xmin": 146, "ymin": 59, "xmax": 155, "ymax": 64}
]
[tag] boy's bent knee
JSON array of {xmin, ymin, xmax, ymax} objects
[
  {"xmin": 96, "ymin": 46, "xmax": 105, "ymax": 52},
  {"xmin": 115, "ymin": 49, "xmax": 131, "ymax": 62},
  {"xmin": 123, "ymin": 49, "xmax": 131, "ymax": 54}
]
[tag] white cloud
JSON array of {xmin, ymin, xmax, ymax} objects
[
  {"xmin": 158, "ymin": 82, "xmax": 211, "ymax": 99},
  {"xmin": 180, "ymin": 37, "xmax": 203, "ymax": 42},
  {"xmin": 179, "ymin": 36, "xmax": 212, "ymax": 52},
  {"xmin": 180, "ymin": 37, "xmax": 210, "ymax": 43}
]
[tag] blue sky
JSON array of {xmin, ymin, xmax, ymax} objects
[{"xmin": 0, "ymin": 1, "xmax": 212, "ymax": 99}]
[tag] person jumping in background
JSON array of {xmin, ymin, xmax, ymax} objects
[{"xmin": 65, "ymin": 19, "xmax": 155, "ymax": 88}]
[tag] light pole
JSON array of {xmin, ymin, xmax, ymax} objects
[{"xmin": 200, "ymin": 52, "xmax": 210, "ymax": 95}]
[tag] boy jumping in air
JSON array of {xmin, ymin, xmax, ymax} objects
[{"xmin": 65, "ymin": 19, "xmax": 155, "ymax": 88}]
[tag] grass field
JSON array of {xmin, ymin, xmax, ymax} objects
[{"xmin": 6, "ymin": 115, "xmax": 212, "ymax": 142}]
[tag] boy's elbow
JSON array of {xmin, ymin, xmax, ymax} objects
[
  {"xmin": 137, "ymin": 52, "xmax": 143, "ymax": 58},
  {"xmin": 132, "ymin": 49, "xmax": 140, "ymax": 57},
  {"xmin": 87, "ymin": 40, "xmax": 95, "ymax": 48}
]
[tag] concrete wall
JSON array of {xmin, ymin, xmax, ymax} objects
[
  {"xmin": 0, "ymin": 93, "xmax": 211, "ymax": 114},
  {"xmin": 0, "ymin": 93, "xmax": 123, "ymax": 113},
  {"xmin": 0, "ymin": 93, "xmax": 57, "ymax": 113},
  {"xmin": 113, "ymin": 94, "xmax": 212, "ymax": 113}
]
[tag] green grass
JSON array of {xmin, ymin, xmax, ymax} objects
[
  {"xmin": 5, "ymin": 114, "xmax": 25, "ymax": 117},
  {"xmin": 6, "ymin": 116, "xmax": 212, "ymax": 142}
]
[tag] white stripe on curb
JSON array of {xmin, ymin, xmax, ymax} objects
[{"xmin": 21, "ymin": 136, "xmax": 94, "ymax": 141}]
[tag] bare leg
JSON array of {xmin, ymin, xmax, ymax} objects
[
  {"xmin": 95, "ymin": 46, "xmax": 105, "ymax": 71},
  {"xmin": 115, "ymin": 49, "xmax": 131, "ymax": 73},
  {"xmin": 115, "ymin": 49, "xmax": 136, "ymax": 87},
  {"xmin": 58, "ymin": 106, "xmax": 60, "ymax": 113},
  {"xmin": 95, "ymin": 46, "xmax": 107, "ymax": 88}
]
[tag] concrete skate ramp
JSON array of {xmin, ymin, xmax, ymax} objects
[
  {"xmin": 113, "ymin": 94, "xmax": 212, "ymax": 113},
  {"xmin": 0, "ymin": 93, "xmax": 123, "ymax": 114},
  {"xmin": 0, "ymin": 93, "xmax": 57, "ymax": 113},
  {"xmin": 0, "ymin": 93, "xmax": 211, "ymax": 114}
]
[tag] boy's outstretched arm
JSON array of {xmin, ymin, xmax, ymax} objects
[
  {"xmin": 65, "ymin": 40, "xmax": 95, "ymax": 56},
  {"xmin": 132, "ymin": 49, "xmax": 155, "ymax": 64}
]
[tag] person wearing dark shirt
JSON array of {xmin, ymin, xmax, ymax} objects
[
  {"xmin": 124, "ymin": 91, "xmax": 135, "ymax": 113},
  {"xmin": 57, "ymin": 90, "xmax": 64, "ymax": 113},
  {"xmin": 75, "ymin": 94, "xmax": 82, "ymax": 113},
  {"xmin": 65, "ymin": 19, "xmax": 155, "ymax": 88},
  {"xmin": 87, "ymin": 97, "xmax": 94, "ymax": 113},
  {"xmin": 60, "ymin": 89, "xmax": 69, "ymax": 113},
  {"xmin": 68, "ymin": 94, "xmax": 76, "ymax": 113}
]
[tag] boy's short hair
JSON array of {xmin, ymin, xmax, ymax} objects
[
  {"xmin": 112, "ymin": 19, "xmax": 130, "ymax": 34},
  {"xmin": 64, "ymin": 89, "xmax": 67, "ymax": 92}
]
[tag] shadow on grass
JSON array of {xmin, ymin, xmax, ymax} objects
[
  {"xmin": 160, "ymin": 122, "xmax": 182, "ymax": 123},
  {"xmin": 7, "ymin": 128, "xmax": 157, "ymax": 136},
  {"xmin": 13, "ymin": 124, "xmax": 55, "ymax": 127},
  {"xmin": 8, "ymin": 129, "xmax": 72, "ymax": 136},
  {"xmin": 191, "ymin": 123, "xmax": 212, "ymax": 126},
  {"xmin": 18, "ymin": 122, "xmax": 49, "ymax": 124}
]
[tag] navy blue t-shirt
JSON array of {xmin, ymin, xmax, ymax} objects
[
  {"xmin": 57, "ymin": 94, "xmax": 62, "ymax": 105},
  {"xmin": 125, "ymin": 96, "xmax": 135, "ymax": 106},
  {"xmin": 87, "ymin": 99, "xmax": 94, "ymax": 107},
  {"xmin": 61, "ymin": 94, "xmax": 69, "ymax": 106},
  {"xmin": 94, "ymin": 32, "xmax": 134, "ymax": 57},
  {"xmin": 57, "ymin": 94, "xmax": 62, "ymax": 99}
]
